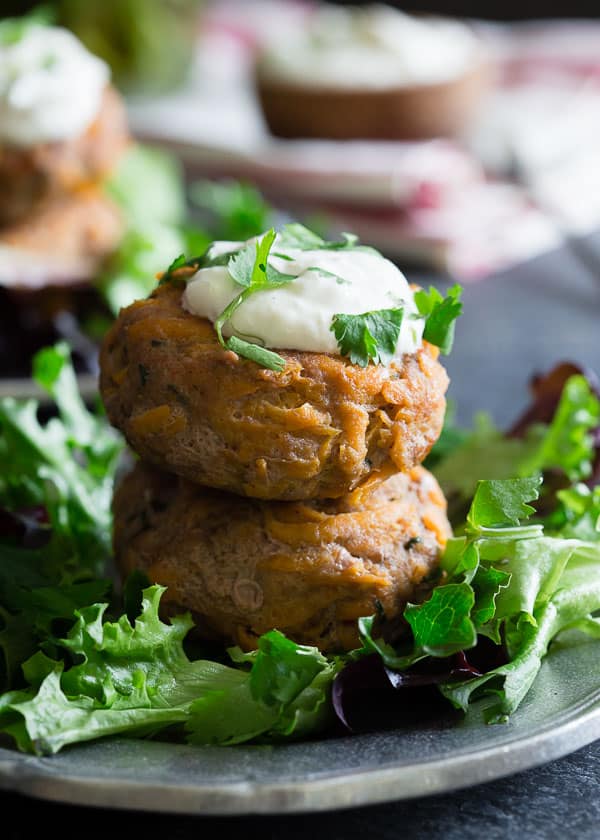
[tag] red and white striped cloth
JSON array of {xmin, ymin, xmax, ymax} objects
[{"xmin": 128, "ymin": 1, "xmax": 600, "ymax": 278}]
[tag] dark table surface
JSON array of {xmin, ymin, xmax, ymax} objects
[{"xmin": 2, "ymin": 234, "xmax": 600, "ymax": 836}]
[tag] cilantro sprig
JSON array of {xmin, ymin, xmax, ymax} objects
[
  {"xmin": 330, "ymin": 284, "xmax": 462, "ymax": 367},
  {"xmin": 276, "ymin": 223, "xmax": 379, "ymax": 254},
  {"xmin": 414, "ymin": 284, "xmax": 463, "ymax": 355},
  {"xmin": 213, "ymin": 229, "xmax": 295, "ymax": 372},
  {"xmin": 330, "ymin": 309, "xmax": 404, "ymax": 368}
]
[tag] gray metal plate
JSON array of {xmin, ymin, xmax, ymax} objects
[
  {"xmin": 0, "ymin": 639, "xmax": 598, "ymax": 815},
  {"xmin": 2, "ymin": 239, "xmax": 600, "ymax": 816}
]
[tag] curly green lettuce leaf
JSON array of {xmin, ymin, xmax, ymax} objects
[
  {"xmin": 0, "ymin": 345, "xmax": 122, "ymax": 687},
  {"xmin": 0, "ymin": 587, "xmax": 340, "ymax": 754},
  {"xmin": 187, "ymin": 630, "xmax": 340, "ymax": 745},
  {"xmin": 466, "ymin": 476, "xmax": 542, "ymax": 532},
  {"xmin": 433, "ymin": 375, "xmax": 600, "ymax": 516},
  {"xmin": 0, "ymin": 587, "xmax": 250, "ymax": 754}
]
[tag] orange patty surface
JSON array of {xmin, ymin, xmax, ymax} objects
[{"xmin": 100, "ymin": 284, "xmax": 449, "ymax": 500}]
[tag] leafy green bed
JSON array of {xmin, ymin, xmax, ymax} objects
[{"xmin": 1, "ymin": 346, "xmax": 599, "ymax": 754}]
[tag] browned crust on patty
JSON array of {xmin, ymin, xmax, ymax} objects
[
  {"xmin": 0, "ymin": 86, "xmax": 129, "ymax": 227},
  {"xmin": 100, "ymin": 284, "xmax": 449, "ymax": 500},
  {"xmin": 114, "ymin": 462, "xmax": 451, "ymax": 652}
]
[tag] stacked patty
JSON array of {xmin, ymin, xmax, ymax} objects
[
  {"xmin": 101, "ymin": 283, "xmax": 452, "ymax": 652},
  {"xmin": 0, "ymin": 77, "xmax": 129, "ymax": 285}
]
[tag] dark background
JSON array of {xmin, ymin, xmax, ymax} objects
[
  {"xmin": 337, "ymin": 0, "xmax": 600, "ymax": 17},
  {"xmin": 2, "ymin": 0, "xmax": 600, "ymax": 22}
]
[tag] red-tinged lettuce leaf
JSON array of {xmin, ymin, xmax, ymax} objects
[
  {"xmin": 331, "ymin": 653, "xmax": 477, "ymax": 734},
  {"xmin": 0, "ymin": 344, "xmax": 123, "ymax": 690},
  {"xmin": 330, "ymin": 308, "xmax": 404, "ymax": 367},
  {"xmin": 508, "ymin": 362, "xmax": 600, "ymax": 438}
]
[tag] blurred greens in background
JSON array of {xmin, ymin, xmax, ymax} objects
[
  {"xmin": 2, "ymin": 0, "xmax": 203, "ymax": 93},
  {"xmin": 98, "ymin": 145, "xmax": 275, "ymax": 316}
]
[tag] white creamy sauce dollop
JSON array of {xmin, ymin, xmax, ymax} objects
[
  {"xmin": 0, "ymin": 25, "xmax": 109, "ymax": 146},
  {"xmin": 182, "ymin": 238, "xmax": 424, "ymax": 360},
  {"xmin": 258, "ymin": 4, "xmax": 479, "ymax": 89}
]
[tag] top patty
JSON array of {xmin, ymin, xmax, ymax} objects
[{"xmin": 100, "ymin": 284, "xmax": 449, "ymax": 500}]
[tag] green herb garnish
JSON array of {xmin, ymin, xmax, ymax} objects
[
  {"xmin": 277, "ymin": 223, "xmax": 378, "ymax": 254},
  {"xmin": 330, "ymin": 308, "xmax": 404, "ymax": 368},
  {"xmin": 212, "ymin": 229, "xmax": 294, "ymax": 372},
  {"xmin": 414, "ymin": 284, "xmax": 463, "ymax": 355}
]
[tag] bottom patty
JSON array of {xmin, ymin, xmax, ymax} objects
[
  {"xmin": 0, "ymin": 187, "xmax": 123, "ymax": 288},
  {"xmin": 113, "ymin": 463, "xmax": 451, "ymax": 652}
]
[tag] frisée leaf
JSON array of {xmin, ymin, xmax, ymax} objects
[{"xmin": 0, "ymin": 588, "xmax": 341, "ymax": 754}]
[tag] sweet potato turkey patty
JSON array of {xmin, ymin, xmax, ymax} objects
[
  {"xmin": 100, "ymin": 284, "xmax": 449, "ymax": 500},
  {"xmin": 114, "ymin": 462, "xmax": 451, "ymax": 652}
]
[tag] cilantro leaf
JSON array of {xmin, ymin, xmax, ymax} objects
[
  {"xmin": 277, "ymin": 224, "xmax": 377, "ymax": 254},
  {"xmin": 165, "ymin": 253, "xmax": 186, "ymax": 275},
  {"xmin": 414, "ymin": 284, "xmax": 463, "ymax": 354},
  {"xmin": 227, "ymin": 239, "xmax": 261, "ymax": 289},
  {"xmin": 357, "ymin": 583, "xmax": 478, "ymax": 667},
  {"xmin": 228, "ymin": 230, "xmax": 294, "ymax": 289},
  {"xmin": 330, "ymin": 309, "xmax": 404, "ymax": 367},
  {"xmin": 276, "ymin": 223, "xmax": 325, "ymax": 250},
  {"xmin": 159, "ymin": 243, "xmax": 242, "ymax": 287}
]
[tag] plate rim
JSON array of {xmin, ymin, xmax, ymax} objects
[{"xmin": 1, "ymin": 682, "xmax": 599, "ymax": 815}]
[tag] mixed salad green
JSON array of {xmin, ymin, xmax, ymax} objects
[{"xmin": 0, "ymin": 346, "xmax": 599, "ymax": 755}]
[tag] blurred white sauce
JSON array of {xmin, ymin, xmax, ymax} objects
[{"xmin": 0, "ymin": 24, "xmax": 109, "ymax": 146}]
